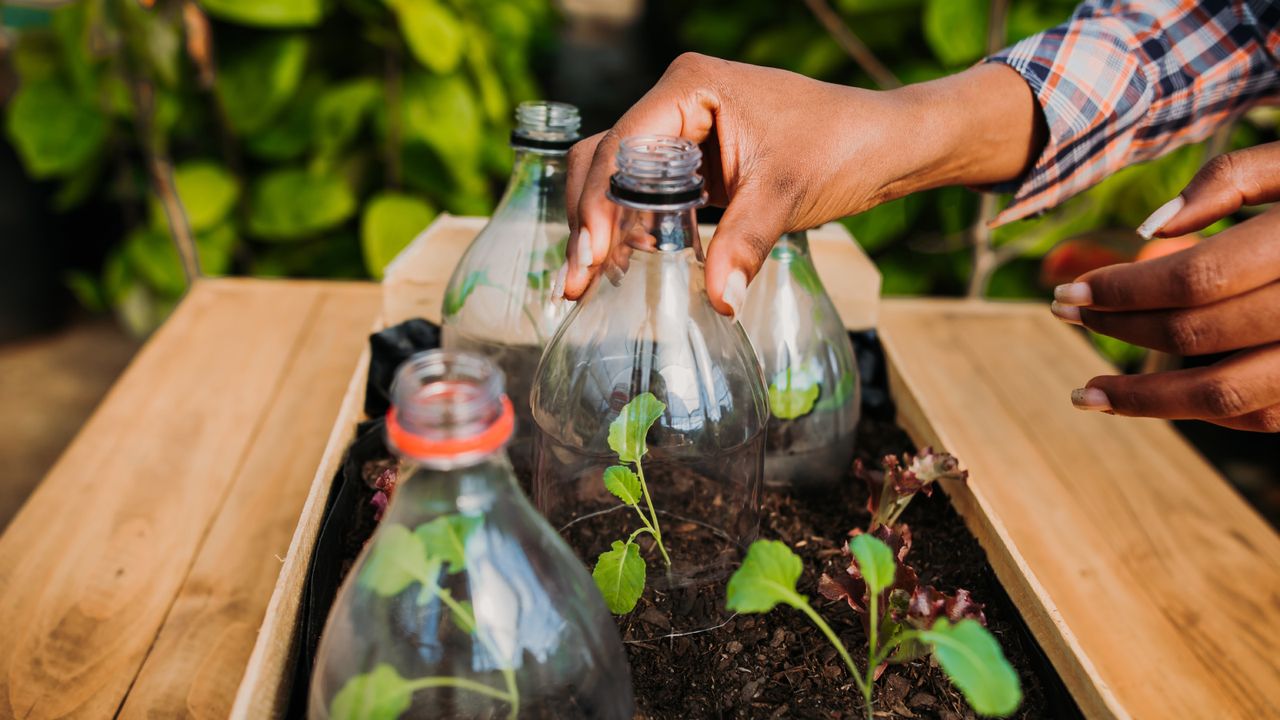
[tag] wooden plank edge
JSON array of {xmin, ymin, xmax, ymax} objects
[
  {"xmin": 228, "ymin": 343, "xmax": 373, "ymax": 720},
  {"xmin": 880, "ymin": 316, "xmax": 1129, "ymax": 720}
]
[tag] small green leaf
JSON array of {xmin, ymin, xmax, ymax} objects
[
  {"xmin": 442, "ymin": 270, "xmax": 487, "ymax": 317},
  {"xmin": 215, "ymin": 34, "xmax": 309, "ymax": 135},
  {"xmin": 848, "ymin": 534, "xmax": 896, "ymax": 595},
  {"xmin": 923, "ymin": 0, "xmax": 988, "ymax": 66},
  {"xmin": 607, "ymin": 393, "xmax": 666, "ymax": 464},
  {"xmin": 124, "ymin": 227, "xmax": 187, "ymax": 297},
  {"xmin": 414, "ymin": 514, "xmax": 482, "ymax": 574},
  {"xmin": 386, "ymin": 0, "xmax": 465, "ymax": 74},
  {"xmin": 329, "ymin": 663, "xmax": 414, "ymax": 720},
  {"xmin": 361, "ymin": 192, "xmax": 436, "ymax": 279},
  {"xmin": 6, "ymin": 78, "xmax": 106, "ymax": 178},
  {"xmin": 314, "ymin": 78, "xmax": 381, "ymax": 160},
  {"xmin": 603, "ymin": 466, "xmax": 642, "ymax": 506},
  {"xmin": 201, "ymin": 0, "xmax": 324, "ymax": 28},
  {"xmin": 768, "ymin": 367, "xmax": 821, "ymax": 420},
  {"xmin": 592, "ymin": 540, "xmax": 645, "ymax": 614},
  {"xmin": 358, "ymin": 524, "xmax": 441, "ymax": 598},
  {"xmin": 815, "ymin": 371, "xmax": 857, "ymax": 412},
  {"xmin": 526, "ymin": 270, "xmax": 552, "ymax": 290},
  {"xmin": 248, "ymin": 168, "xmax": 355, "ymax": 240},
  {"xmin": 921, "ymin": 619, "xmax": 1023, "ymax": 717},
  {"xmin": 726, "ymin": 539, "xmax": 804, "ymax": 614},
  {"xmin": 165, "ymin": 161, "xmax": 239, "ymax": 233}
]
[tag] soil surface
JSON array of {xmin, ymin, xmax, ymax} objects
[
  {"xmin": 303, "ymin": 417, "xmax": 1080, "ymax": 720},
  {"xmin": 620, "ymin": 417, "xmax": 1080, "ymax": 719}
]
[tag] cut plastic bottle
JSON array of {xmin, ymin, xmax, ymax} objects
[
  {"xmin": 530, "ymin": 136, "xmax": 767, "ymax": 635},
  {"xmin": 310, "ymin": 350, "xmax": 633, "ymax": 720},
  {"xmin": 441, "ymin": 101, "xmax": 580, "ymax": 477},
  {"xmin": 739, "ymin": 230, "xmax": 860, "ymax": 490}
]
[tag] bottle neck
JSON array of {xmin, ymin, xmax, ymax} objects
[
  {"xmin": 770, "ymin": 231, "xmax": 811, "ymax": 262},
  {"xmin": 386, "ymin": 455, "xmax": 516, "ymax": 524},
  {"xmin": 496, "ymin": 148, "xmax": 568, "ymax": 209},
  {"xmin": 613, "ymin": 205, "xmax": 702, "ymax": 258}
]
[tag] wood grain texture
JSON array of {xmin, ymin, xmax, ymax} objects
[
  {"xmin": 878, "ymin": 298, "xmax": 1280, "ymax": 720},
  {"xmin": 382, "ymin": 214, "xmax": 881, "ymax": 329},
  {"xmin": 0, "ymin": 279, "xmax": 378, "ymax": 720}
]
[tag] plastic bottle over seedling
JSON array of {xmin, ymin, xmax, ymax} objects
[
  {"xmin": 739, "ymin": 230, "xmax": 860, "ymax": 491},
  {"xmin": 310, "ymin": 350, "xmax": 633, "ymax": 720},
  {"xmin": 441, "ymin": 101, "xmax": 581, "ymax": 477},
  {"xmin": 530, "ymin": 136, "xmax": 767, "ymax": 635}
]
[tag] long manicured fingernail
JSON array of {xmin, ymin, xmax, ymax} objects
[
  {"xmin": 723, "ymin": 269, "xmax": 747, "ymax": 317},
  {"xmin": 1053, "ymin": 282, "xmax": 1092, "ymax": 306},
  {"xmin": 1050, "ymin": 301, "xmax": 1082, "ymax": 325},
  {"xmin": 551, "ymin": 263, "xmax": 568, "ymax": 298},
  {"xmin": 1071, "ymin": 387, "xmax": 1111, "ymax": 412},
  {"xmin": 575, "ymin": 228, "xmax": 593, "ymax": 268},
  {"xmin": 1137, "ymin": 196, "xmax": 1185, "ymax": 240}
]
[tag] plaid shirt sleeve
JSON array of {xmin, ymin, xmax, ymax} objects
[{"xmin": 985, "ymin": 0, "xmax": 1280, "ymax": 225}]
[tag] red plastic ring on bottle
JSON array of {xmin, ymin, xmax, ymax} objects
[{"xmin": 386, "ymin": 395, "xmax": 515, "ymax": 460}]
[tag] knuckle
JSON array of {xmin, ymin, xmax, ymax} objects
[
  {"xmin": 1163, "ymin": 311, "xmax": 1210, "ymax": 355},
  {"xmin": 668, "ymin": 51, "xmax": 708, "ymax": 75},
  {"xmin": 1168, "ymin": 255, "xmax": 1227, "ymax": 305},
  {"xmin": 1255, "ymin": 408, "xmax": 1280, "ymax": 433},
  {"xmin": 1198, "ymin": 376, "xmax": 1250, "ymax": 417},
  {"xmin": 1202, "ymin": 152, "xmax": 1236, "ymax": 184}
]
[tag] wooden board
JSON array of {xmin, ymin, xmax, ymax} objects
[
  {"xmin": 382, "ymin": 214, "xmax": 881, "ymax": 329},
  {"xmin": 0, "ymin": 279, "xmax": 379, "ymax": 719},
  {"xmin": 877, "ymin": 298, "xmax": 1280, "ymax": 720}
]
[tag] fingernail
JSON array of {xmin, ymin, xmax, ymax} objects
[
  {"xmin": 551, "ymin": 262, "xmax": 568, "ymax": 299},
  {"xmin": 1050, "ymin": 301, "xmax": 1082, "ymax": 324},
  {"xmin": 575, "ymin": 228, "xmax": 593, "ymax": 268},
  {"xmin": 1071, "ymin": 387, "xmax": 1111, "ymax": 412},
  {"xmin": 1053, "ymin": 282, "xmax": 1092, "ymax": 306},
  {"xmin": 1136, "ymin": 196, "xmax": 1185, "ymax": 240},
  {"xmin": 723, "ymin": 269, "xmax": 747, "ymax": 317}
]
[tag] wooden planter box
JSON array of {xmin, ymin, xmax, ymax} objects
[{"xmin": 230, "ymin": 215, "xmax": 1280, "ymax": 720}]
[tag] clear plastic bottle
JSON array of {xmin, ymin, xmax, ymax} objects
[
  {"xmin": 530, "ymin": 136, "xmax": 767, "ymax": 634},
  {"xmin": 310, "ymin": 350, "xmax": 633, "ymax": 720},
  {"xmin": 739, "ymin": 230, "xmax": 860, "ymax": 491},
  {"xmin": 441, "ymin": 101, "xmax": 580, "ymax": 477}
]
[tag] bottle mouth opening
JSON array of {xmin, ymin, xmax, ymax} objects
[
  {"xmin": 609, "ymin": 135, "xmax": 705, "ymax": 209},
  {"xmin": 511, "ymin": 101, "xmax": 581, "ymax": 152},
  {"xmin": 387, "ymin": 351, "xmax": 513, "ymax": 463}
]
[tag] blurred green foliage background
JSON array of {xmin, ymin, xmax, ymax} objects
[
  {"xmin": 2, "ymin": 0, "xmax": 553, "ymax": 333},
  {"xmin": 3, "ymin": 0, "xmax": 1277, "ymax": 362}
]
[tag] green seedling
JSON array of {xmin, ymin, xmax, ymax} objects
[
  {"xmin": 728, "ymin": 536, "xmax": 1021, "ymax": 720},
  {"xmin": 333, "ymin": 513, "xmax": 519, "ymax": 720},
  {"xmin": 592, "ymin": 392, "xmax": 671, "ymax": 614}
]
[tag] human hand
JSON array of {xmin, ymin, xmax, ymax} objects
[
  {"xmin": 1051, "ymin": 142, "xmax": 1280, "ymax": 432},
  {"xmin": 562, "ymin": 54, "xmax": 1041, "ymax": 315}
]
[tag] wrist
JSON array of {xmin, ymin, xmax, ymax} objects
[{"xmin": 876, "ymin": 63, "xmax": 1045, "ymax": 200}]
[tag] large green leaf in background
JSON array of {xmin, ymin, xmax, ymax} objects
[
  {"xmin": 200, "ymin": 0, "xmax": 324, "ymax": 28},
  {"xmin": 923, "ymin": 0, "xmax": 988, "ymax": 66},
  {"xmin": 360, "ymin": 192, "xmax": 437, "ymax": 279},
  {"xmin": 215, "ymin": 34, "xmax": 309, "ymax": 135},
  {"xmin": 248, "ymin": 168, "xmax": 356, "ymax": 240},
  {"xmin": 6, "ymin": 78, "xmax": 106, "ymax": 178},
  {"xmin": 314, "ymin": 78, "xmax": 382, "ymax": 161},
  {"xmin": 161, "ymin": 161, "xmax": 240, "ymax": 233},
  {"xmin": 386, "ymin": 0, "xmax": 465, "ymax": 74},
  {"xmin": 401, "ymin": 73, "xmax": 483, "ymax": 169}
]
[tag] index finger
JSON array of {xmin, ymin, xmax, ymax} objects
[{"xmin": 1069, "ymin": 206, "xmax": 1280, "ymax": 311}]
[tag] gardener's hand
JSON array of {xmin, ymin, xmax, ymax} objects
[
  {"xmin": 562, "ymin": 54, "xmax": 1043, "ymax": 315},
  {"xmin": 1051, "ymin": 142, "xmax": 1280, "ymax": 432}
]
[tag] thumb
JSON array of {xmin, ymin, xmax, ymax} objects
[
  {"xmin": 703, "ymin": 185, "xmax": 791, "ymax": 317},
  {"xmin": 1139, "ymin": 141, "xmax": 1280, "ymax": 239}
]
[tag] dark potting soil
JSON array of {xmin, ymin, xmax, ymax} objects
[
  {"xmin": 289, "ymin": 322, "xmax": 1081, "ymax": 719},
  {"xmin": 622, "ymin": 416, "xmax": 1081, "ymax": 719}
]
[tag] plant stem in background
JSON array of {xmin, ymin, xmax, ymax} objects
[
  {"xmin": 801, "ymin": 0, "xmax": 900, "ymax": 90},
  {"xmin": 966, "ymin": 0, "xmax": 1011, "ymax": 298}
]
